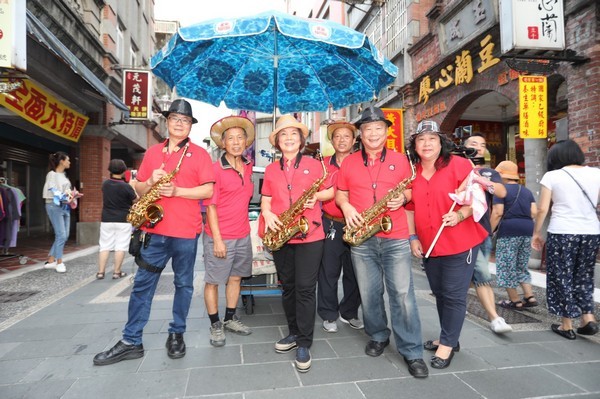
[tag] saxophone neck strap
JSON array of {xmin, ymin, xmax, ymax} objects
[
  {"xmin": 362, "ymin": 147, "xmax": 386, "ymax": 166},
  {"xmin": 279, "ymin": 152, "xmax": 303, "ymax": 170}
]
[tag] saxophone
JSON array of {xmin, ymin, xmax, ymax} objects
[
  {"xmin": 343, "ymin": 150, "xmax": 416, "ymax": 246},
  {"xmin": 127, "ymin": 145, "xmax": 188, "ymax": 229},
  {"xmin": 262, "ymin": 153, "xmax": 328, "ymax": 251}
]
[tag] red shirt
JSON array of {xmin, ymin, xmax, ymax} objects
[
  {"xmin": 405, "ymin": 156, "xmax": 488, "ymax": 256},
  {"xmin": 337, "ymin": 150, "xmax": 412, "ymax": 239},
  {"xmin": 205, "ymin": 155, "xmax": 254, "ymax": 239},
  {"xmin": 321, "ymin": 156, "xmax": 344, "ymax": 218},
  {"xmin": 137, "ymin": 140, "xmax": 214, "ymax": 239},
  {"xmin": 262, "ymin": 155, "xmax": 328, "ymax": 243}
]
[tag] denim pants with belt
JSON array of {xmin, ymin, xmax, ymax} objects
[
  {"xmin": 45, "ymin": 202, "xmax": 70, "ymax": 260},
  {"xmin": 122, "ymin": 233, "xmax": 198, "ymax": 345},
  {"xmin": 351, "ymin": 237, "xmax": 424, "ymax": 360}
]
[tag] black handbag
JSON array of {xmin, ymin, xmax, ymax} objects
[{"xmin": 128, "ymin": 229, "xmax": 144, "ymax": 256}]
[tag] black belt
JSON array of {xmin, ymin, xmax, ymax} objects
[{"xmin": 323, "ymin": 212, "xmax": 345, "ymax": 224}]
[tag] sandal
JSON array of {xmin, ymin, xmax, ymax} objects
[
  {"xmin": 96, "ymin": 272, "xmax": 105, "ymax": 280},
  {"xmin": 522, "ymin": 296, "xmax": 539, "ymax": 308},
  {"xmin": 112, "ymin": 271, "xmax": 127, "ymax": 279},
  {"xmin": 498, "ymin": 300, "xmax": 523, "ymax": 310}
]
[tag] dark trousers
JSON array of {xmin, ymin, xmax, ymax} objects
[
  {"xmin": 423, "ymin": 247, "xmax": 478, "ymax": 347},
  {"xmin": 317, "ymin": 217, "xmax": 361, "ymax": 321},
  {"xmin": 273, "ymin": 240, "xmax": 324, "ymax": 348}
]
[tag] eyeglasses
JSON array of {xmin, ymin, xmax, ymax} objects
[{"xmin": 168, "ymin": 116, "xmax": 192, "ymax": 125}]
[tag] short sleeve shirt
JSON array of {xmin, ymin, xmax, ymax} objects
[
  {"xmin": 262, "ymin": 155, "xmax": 327, "ymax": 243},
  {"xmin": 137, "ymin": 141, "xmax": 214, "ymax": 238},
  {"xmin": 493, "ymin": 183, "xmax": 536, "ymax": 237},
  {"xmin": 321, "ymin": 156, "xmax": 344, "ymax": 218},
  {"xmin": 205, "ymin": 154, "xmax": 254, "ymax": 239},
  {"xmin": 101, "ymin": 178, "xmax": 137, "ymax": 223},
  {"xmin": 337, "ymin": 150, "xmax": 412, "ymax": 239},
  {"xmin": 406, "ymin": 156, "xmax": 488, "ymax": 256}
]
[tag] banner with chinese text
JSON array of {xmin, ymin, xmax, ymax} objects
[
  {"xmin": 382, "ymin": 108, "xmax": 404, "ymax": 152},
  {"xmin": 519, "ymin": 76, "xmax": 547, "ymax": 139},
  {"xmin": 123, "ymin": 69, "xmax": 151, "ymax": 120},
  {"xmin": 0, "ymin": 79, "xmax": 89, "ymax": 142}
]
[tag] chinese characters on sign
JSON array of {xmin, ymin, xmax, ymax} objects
[
  {"xmin": 382, "ymin": 108, "xmax": 404, "ymax": 153},
  {"xmin": 122, "ymin": 70, "xmax": 151, "ymax": 120},
  {"xmin": 418, "ymin": 34, "xmax": 500, "ymax": 104},
  {"xmin": 519, "ymin": 76, "xmax": 547, "ymax": 139},
  {"xmin": 500, "ymin": 0, "xmax": 565, "ymax": 53},
  {"xmin": 0, "ymin": 79, "xmax": 89, "ymax": 142}
]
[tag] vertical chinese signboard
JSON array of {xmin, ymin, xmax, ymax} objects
[
  {"xmin": 382, "ymin": 108, "xmax": 404, "ymax": 153},
  {"xmin": 0, "ymin": 0, "xmax": 26, "ymax": 70},
  {"xmin": 500, "ymin": 0, "xmax": 565, "ymax": 53},
  {"xmin": 0, "ymin": 79, "xmax": 89, "ymax": 142},
  {"xmin": 519, "ymin": 76, "xmax": 547, "ymax": 139},
  {"xmin": 122, "ymin": 70, "xmax": 151, "ymax": 120}
]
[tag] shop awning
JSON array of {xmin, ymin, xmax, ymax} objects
[{"xmin": 25, "ymin": 10, "xmax": 130, "ymax": 115}]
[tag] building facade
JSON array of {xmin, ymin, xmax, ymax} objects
[{"xmin": 0, "ymin": 0, "xmax": 160, "ymax": 247}]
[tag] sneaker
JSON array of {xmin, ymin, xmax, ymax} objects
[
  {"xmin": 295, "ymin": 346, "xmax": 311, "ymax": 372},
  {"xmin": 339, "ymin": 316, "xmax": 364, "ymax": 330},
  {"xmin": 274, "ymin": 334, "xmax": 297, "ymax": 353},
  {"xmin": 43, "ymin": 261, "xmax": 57, "ymax": 270},
  {"xmin": 223, "ymin": 314, "xmax": 252, "ymax": 336},
  {"xmin": 55, "ymin": 263, "xmax": 67, "ymax": 273},
  {"xmin": 322, "ymin": 319, "xmax": 338, "ymax": 333},
  {"xmin": 209, "ymin": 321, "xmax": 226, "ymax": 347},
  {"xmin": 490, "ymin": 317, "xmax": 512, "ymax": 334}
]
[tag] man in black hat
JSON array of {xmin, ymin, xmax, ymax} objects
[
  {"xmin": 336, "ymin": 106, "xmax": 429, "ymax": 378},
  {"xmin": 94, "ymin": 99, "xmax": 215, "ymax": 365}
]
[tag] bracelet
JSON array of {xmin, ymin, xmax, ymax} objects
[
  {"xmin": 408, "ymin": 234, "xmax": 419, "ymax": 242},
  {"xmin": 456, "ymin": 210, "xmax": 465, "ymax": 223}
]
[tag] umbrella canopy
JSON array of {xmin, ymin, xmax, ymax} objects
[{"xmin": 150, "ymin": 10, "xmax": 398, "ymax": 115}]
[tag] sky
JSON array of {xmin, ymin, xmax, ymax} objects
[{"xmin": 153, "ymin": 0, "xmax": 315, "ymax": 145}]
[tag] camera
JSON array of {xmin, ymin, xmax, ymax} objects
[{"xmin": 451, "ymin": 145, "xmax": 485, "ymax": 166}]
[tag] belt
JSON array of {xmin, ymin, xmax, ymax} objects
[{"xmin": 323, "ymin": 212, "xmax": 345, "ymax": 224}]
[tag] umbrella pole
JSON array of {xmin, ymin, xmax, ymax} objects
[{"xmin": 272, "ymin": 25, "xmax": 278, "ymax": 133}]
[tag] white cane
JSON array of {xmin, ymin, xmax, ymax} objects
[{"xmin": 424, "ymin": 201, "xmax": 457, "ymax": 258}]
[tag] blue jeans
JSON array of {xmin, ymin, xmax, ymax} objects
[
  {"xmin": 472, "ymin": 236, "xmax": 492, "ymax": 286},
  {"xmin": 351, "ymin": 237, "xmax": 424, "ymax": 360},
  {"xmin": 122, "ymin": 234, "xmax": 198, "ymax": 345},
  {"xmin": 45, "ymin": 203, "xmax": 70, "ymax": 260}
]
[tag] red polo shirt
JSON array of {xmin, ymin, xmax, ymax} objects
[
  {"xmin": 405, "ymin": 155, "xmax": 488, "ymax": 256},
  {"xmin": 321, "ymin": 156, "xmax": 344, "ymax": 219},
  {"xmin": 262, "ymin": 155, "xmax": 328, "ymax": 243},
  {"xmin": 137, "ymin": 140, "xmax": 214, "ymax": 239},
  {"xmin": 205, "ymin": 155, "xmax": 254, "ymax": 239},
  {"xmin": 337, "ymin": 150, "xmax": 411, "ymax": 239}
]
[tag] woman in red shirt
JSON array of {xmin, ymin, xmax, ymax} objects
[
  {"xmin": 405, "ymin": 120, "xmax": 487, "ymax": 369},
  {"xmin": 260, "ymin": 114, "xmax": 332, "ymax": 373}
]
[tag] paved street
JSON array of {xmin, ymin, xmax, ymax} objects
[{"xmin": 0, "ymin": 243, "xmax": 599, "ymax": 399}]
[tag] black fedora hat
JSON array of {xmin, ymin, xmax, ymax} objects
[
  {"xmin": 162, "ymin": 99, "xmax": 198, "ymax": 124},
  {"xmin": 355, "ymin": 106, "xmax": 392, "ymax": 129}
]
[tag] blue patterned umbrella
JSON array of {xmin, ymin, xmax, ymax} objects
[{"xmin": 150, "ymin": 10, "xmax": 397, "ymax": 115}]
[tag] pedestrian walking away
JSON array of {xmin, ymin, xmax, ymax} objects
[
  {"xmin": 96, "ymin": 159, "xmax": 138, "ymax": 280},
  {"xmin": 204, "ymin": 116, "xmax": 256, "ymax": 347},
  {"xmin": 406, "ymin": 120, "xmax": 488, "ymax": 370},
  {"xmin": 532, "ymin": 139, "xmax": 600, "ymax": 339},
  {"xmin": 318, "ymin": 121, "xmax": 363, "ymax": 334},
  {"xmin": 336, "ymin": 106, "xmax": 428, "ymax": 379},
  {"xmin": 93, "ymin": 99, "xmax": 215, "ymax": 365},
  {"xmin": 260, "ymin": 114, "xmax": 333, "ymax": 373}
]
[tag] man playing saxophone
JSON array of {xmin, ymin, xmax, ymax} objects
[
  {"xmin": 94, "ymin": 99, "xmax": 214, "ymax": 366},
  {"xmin": 336, "ymin": 106, "xmax": 428, "ymax": 379},
  {"xmin": 260, "ymin": 114, "xmax": 333, "ymax": 373}
]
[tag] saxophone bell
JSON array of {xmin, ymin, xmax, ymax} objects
[
  {"xmin": 380, "ymin": 215, "xmax": 392, "ymax": 233},
  {"xmin": 145, "ymin": 203, "xmax": 164, "ymax": 228}
]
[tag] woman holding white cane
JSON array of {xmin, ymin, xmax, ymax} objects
[{"xmin": 405, "ymin": 121, "xmax": 487, "ymax": 369}]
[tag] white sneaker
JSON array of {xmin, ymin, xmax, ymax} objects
[
  {"xmin": 339, "ymin": 316, "xmax": 364, "ymax": 330},
  {"xmin": 322, "ymin": 319, "xmax": 338, "ymax": 333},
  {"xmin": 490, "ymin": 317, "xmax": 512, "ymax": 334},
  {"xmin": 55, "ymin": 263, "xmax": 67, "ymax": 273},
  {"xmin": 43, "ymin": 261, "xmax": 57, "ymax": 270}
]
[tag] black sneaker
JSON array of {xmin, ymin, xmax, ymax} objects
[
  {"xmin": 295, "ymin": 346, "xmax": 311, "ymax": 372},
  {"xmin": 275, "ymin": 334, "xmax": 297, "ymax": 353},
  {"xmin": 93, "ymin": 340, "xmax": 144, "ymax": 366}
]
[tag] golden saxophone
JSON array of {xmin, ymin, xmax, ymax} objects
[
  {"xmin": 127, "ymin": 145, "xmax": 188, "ymax": 229},
  {"xmin": 262, "ymin": 153, "xmax": 328, "ymax": 251},
  {"xmin": 343, "ymin": 150, "xmax": 416, "ymax": 246}
]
